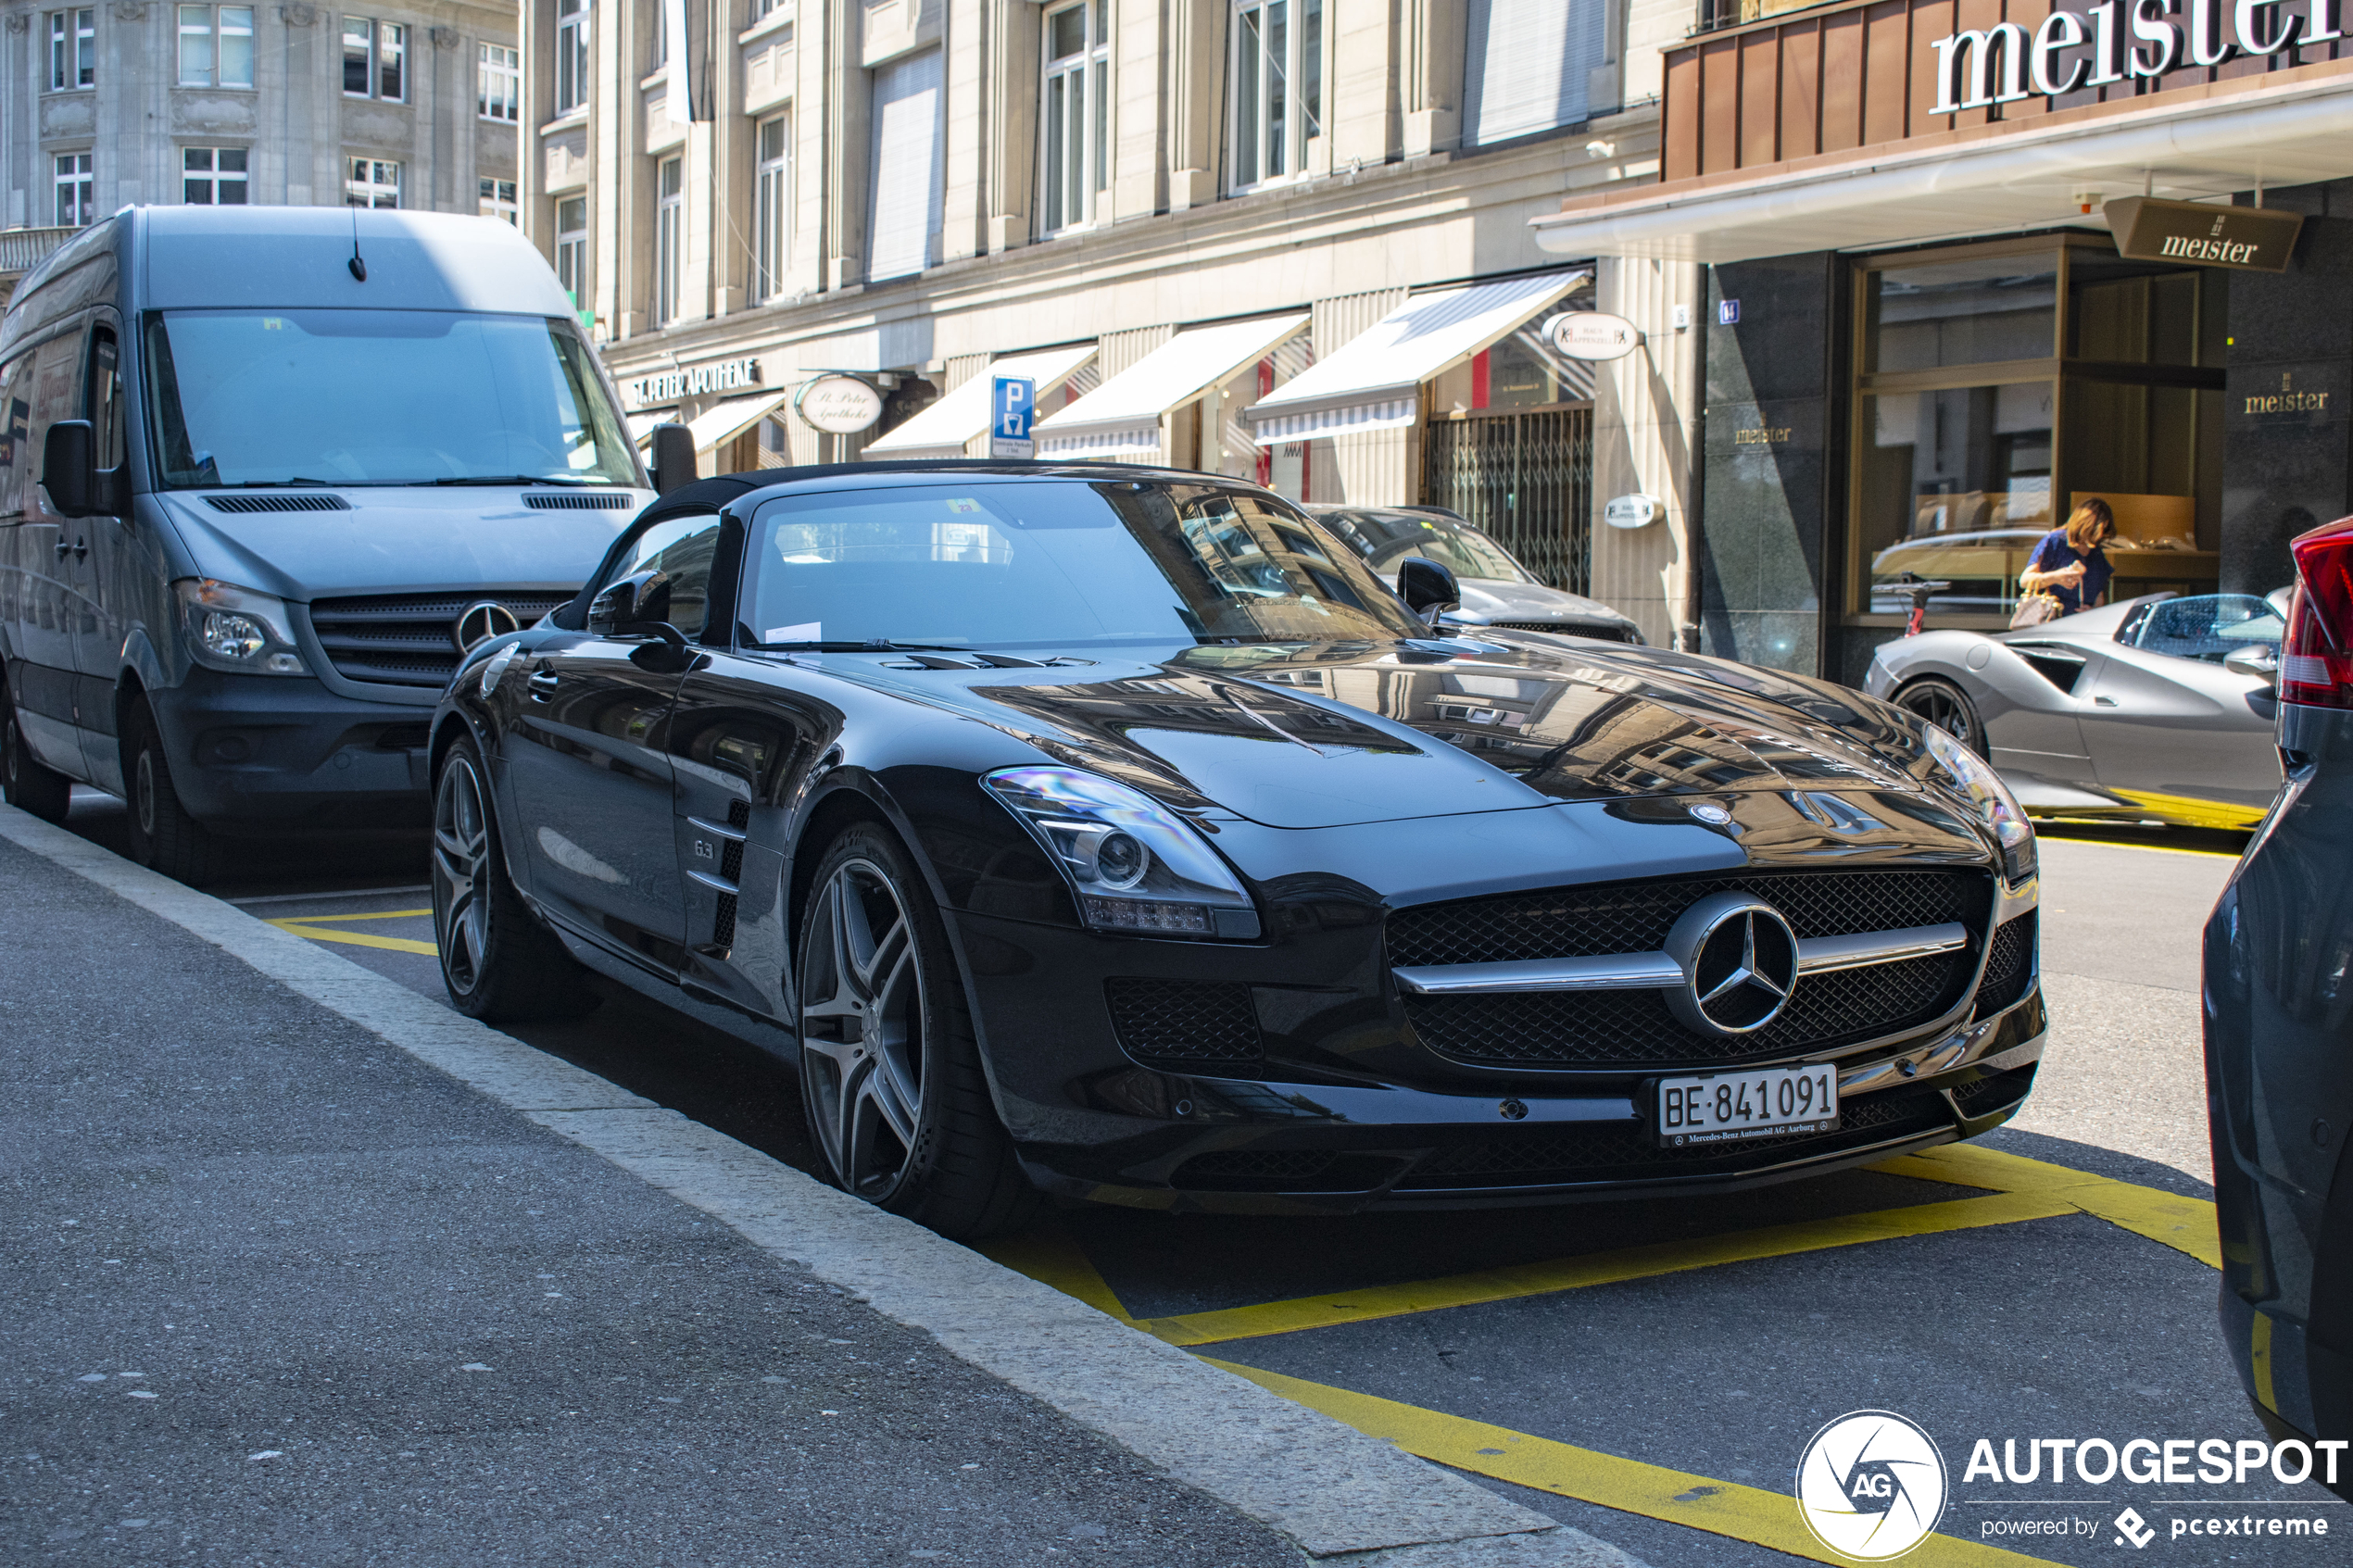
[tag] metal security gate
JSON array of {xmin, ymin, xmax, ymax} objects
[{"xmin": 1422, "ymin": 406, "xmax": 1593, "ymax": 596}]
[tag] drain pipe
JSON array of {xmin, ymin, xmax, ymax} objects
[{"xmin": 1680, "ymin": 266, "xmax": 1711, "ymax": 655}]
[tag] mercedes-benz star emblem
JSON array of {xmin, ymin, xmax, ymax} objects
[
  {"xmin": 452, "ymin": 600, "xmax": 521, "ymax": 653},
  {"xmin": 1663, "ymin": 891, "xmax": 1800, "ymax": 1036}
]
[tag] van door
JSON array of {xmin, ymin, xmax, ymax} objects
[
  {"xmin": 70, "ymin": 318, "xmax": 136, "ymax": 792},
  {"xmin": 0, "ymin": 329, "xmax": 97, "ymax": 782}
]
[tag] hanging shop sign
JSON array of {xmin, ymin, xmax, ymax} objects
[
  {"xmin": 623, "ymin": 357, "xmax": 761, "ymax": 409},
  {"xmin": 1548, "ymin": 311, "xmax": 1643, "ymax": 361},
  {"xmin": 2104, "ymin": 196, "xmax": 2305, "ymax": 274},
  {"xmin": 1604, "ymin": 494, "xmax": 1662, "ymax": 530},
  {"xmin": 795, "ymin": 374, "xmax": 886, "ymax": 434}
]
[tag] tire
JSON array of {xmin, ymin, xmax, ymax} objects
[
  {"xmin": 1, "ymin": 677, "xmax": 72, "ymax": 824},
  {"xmin": 122, "ymin": 698, "xmax": 221, "ymax": 885},
  {"xmin": 796, "ymin": 824, "xmax": 1038, "ymax": 1240},
  {"xmin": 431, "ymin": 736, "xmax": 598, "ymax": 1022},
  {"xmin": 1894, "ymin": 676, "xmax": 1989, "ymax": 757}
]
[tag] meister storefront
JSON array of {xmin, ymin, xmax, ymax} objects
[{"xmin": 1531, "ymin": 0, "xmax": 2353, "ymax": 684}]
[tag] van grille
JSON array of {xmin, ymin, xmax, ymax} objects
[{"xmin": 306, "ymin": 591, "xmax": 575, "ymax": 688}]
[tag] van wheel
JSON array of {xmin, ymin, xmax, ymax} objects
[
  {"xmin": 796, "ymin": 824, "xmax": 1039, "ymax": 1240},
  {"xmin": 123, "ymin": 699, "xmax": 220, "ymax": 885},
  {"xmin": 2, "ymin": 683, "xmax": 72, "ymax": 824},
  {"xmin": 431, "ymin": 736, "xmax": 598, "ymax": 1022}
]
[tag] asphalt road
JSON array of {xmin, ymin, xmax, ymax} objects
[
  {"xmin": 2, "ymin": 819, "xmax": 1301, "ymax": 1567},
  {"xmin": 35, "ymin": 792, "xmax": 2334, "ymax": 1567}
]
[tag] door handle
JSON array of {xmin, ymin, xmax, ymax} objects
[
  {"xmin": 2094, "ymin": 696, "xmax": 2119, "ymax": 707},
  {"xmin": 54, "ymin": 535, "xmax": 86, "ymax": 561},
  {"xmin": 527, "ymin": 669, "xmax": 560, "ymax": 701}
]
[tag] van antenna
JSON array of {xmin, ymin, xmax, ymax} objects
[{"xmin": 347, "ymin": 209, "xmax": 368, "ymax": 282}]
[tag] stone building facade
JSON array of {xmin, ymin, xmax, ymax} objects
[
  {"xmin": 520, "ymin": 0, "xmax": 1701, "ymax": 645},
  {"xmin": 1, "ymin": 0, "xmax": 522, "ymax": 244}
]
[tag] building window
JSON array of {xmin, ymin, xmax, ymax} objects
[
  {"xmin": 555, "ymin": 0, "xmax": 589, "ymax": 114},
  {"xmin": 479, "ymin": 177, "xmax": 518, "ymax": 224},
  {"xmin": 343, "ymin": 17, "xmax": 404, "ymax": 99},
  {"xmin": 1462, "ymin": 0, "xmax": 1611, "ymax": 147},
  {"xmin": 1229, "ymin": 0, "xmax": 1321, "ymax": 191},
  {"xmin": 179, "ymin": 6, "xmax": 255, "ymax": 88},
  {"xmin": 183, "ymin": 146, "xmax": 249, "ymax": 203},
  {"xmin": 651, "ymin": 0, "xmax": 668, "ymax": 67},
  {"xmin": 867, "ymin": 47, "xmax": 944, "ymax": 282},
  {"xmin": 346, "ymin": 157, "xmax": 401, "ymax": 207},
  {"xmin": 479, "ymin": 43, "xmax": 521, "ymax": 121},
  {"xmin": 751, "ymin": 0, "xmax": 784, "ymax": 19},
  {"xmin": 1038, "ymin": 1, "xmax": 1109, "ymax": 234},
  {"xmin": 654, "ymin": 156, "xmax": 684, "ymax": 326},
  {"xmin": 49, "ymin": 9, "xmax": 95, "ymax": 91},
  {"xmin": 556, "ymin": 195, "xmax": 589, "ymax": 308},
  {"xmin": 753, "ymin": 114, "xmax": 790, "ymax": 301},
  {"xmin": 55, "ymin": 153, "xmax": 94, "ymax": 228}
]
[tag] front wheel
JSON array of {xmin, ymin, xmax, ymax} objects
[
  {"xmin": 796, "ymin": 824, "xmax": 1038, "ymax": 1240},
  {"xmin": 1894, "ymin": 676, "xmax": 1989, "ymax": 757},
  {"xmin": 122, "ymin": 698, "xmax": 220, "ymax": 885},
  {"xmin": 431, "ymin": 736, "xmax": 598, "ymax": 1022}
]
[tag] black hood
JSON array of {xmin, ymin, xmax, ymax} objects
[{"xmin": 894, "ymin": 636, "xmax": 1945, "ymax": 831}]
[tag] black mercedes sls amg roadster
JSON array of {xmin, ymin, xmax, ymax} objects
[{"xmin": 429, "ymin": 463, "xmax": 2045, "ymax": 1238}]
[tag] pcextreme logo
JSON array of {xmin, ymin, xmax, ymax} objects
[{"xmin": 1795, "ymin": 1410, "xmax": 1950, "ymax": 1561}]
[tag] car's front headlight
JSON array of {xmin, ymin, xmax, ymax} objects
[
  {"xmin": 1922, "ymin": 723, "xmax": 2034, "ymax": 883},
  {"xmin": 173, "ymin": 579, "xmax": 308, "ymax": 676},
  {"xmin": 981, "ymin": 766, "xmax": 1262, "ymax": 941}
]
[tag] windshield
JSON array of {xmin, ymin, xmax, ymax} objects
[
  {"xmin": 144, "ymin": 309, "xmax": 639, "ymax": 488},
  {"xmin": 741, "ymin": 482, "xmax": 1425, "ymax": 650},
  {"xmin": 1312, "ymin": 508, "xmax": 1532, "ymax": 583},
  {"xmin": 2118, "ymin": 594, "xmax": 2283, "ymax": 663}
]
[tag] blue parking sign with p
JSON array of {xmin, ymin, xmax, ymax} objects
[{"xmin": 990, "ymin": 375, "xmax": 1037, "ymax": 458}]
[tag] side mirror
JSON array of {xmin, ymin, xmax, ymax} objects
[
  {"xmin": 2225, "ymin": 646, "xmax": 2279, "ymax": 689},
  {"xmin": 649, "ymin": 423, "xmax": 698, "ymax": 495},
  {"xmin": 1397, "ymin": 556, "xmax": 1461, "ymax": 627},
  {"xmin": 587, "ymin": 568, "xmax": 678, "ymax": 634},
  {"xmin": 43, "ymin": 420, "xmax": 100, "ymax": 519}
]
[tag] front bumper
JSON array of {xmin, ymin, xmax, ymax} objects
[{"xmin": 149, "ymin": 669, "xmax": 434, "ymax": 830}]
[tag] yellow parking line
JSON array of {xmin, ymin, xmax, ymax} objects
[
  {"xmin": 269, "ymin": 919, "xmax": 438, "ymax": 956},
  {"xmin": 974, "ymin": 1229, "xmax": 1135, "ymax": 1323},
  {"xmin": 268, "ymin": 909, "xmax": 434, "ymax": 922},
  {"xmin": 1871, "ymin": 1143, "xmax": 2221, "ymax": 1269},
  {"xmin": 2034, "ymin": 831, "xmax": 2245, "ymax": 859},
  {"xmin": 1207, "ymin": 1361, "xmax": 2059, "ymax": 1568},
  {"xmin": 1129, "ymin": 1190, "xmax": 2073, "ymax": 1348}
]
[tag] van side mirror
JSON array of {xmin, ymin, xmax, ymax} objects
[
  {"xmin": 43, "ymin": 420, "xmax": 122, "ymax": 520},
  {"xmin": 649, "ymin": 423, "xmax": 697, "ymax": 495},
  {"xmin": 1397, "ymin": 556, "xmax": 1461, "ymax": 627}
]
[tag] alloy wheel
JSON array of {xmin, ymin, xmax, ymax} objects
[
  {"xmin": 1902, "ymin": 683, "xmax": 1975, "ymax": 749},
  {"xmin": 800, "ymin": 857, "xmax": 927, "ymax": 1200},
  {"xmin": 134, "ymin": 747, "xmax": 157, "ymax": 837},
  {"xmin": 432, "ymin": 755, "xmax": 493, "ymax": 993}
]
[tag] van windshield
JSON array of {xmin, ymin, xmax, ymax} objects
[{"xmin": 144, "ymin": 309, "xmax": 639, "ymax": 488}]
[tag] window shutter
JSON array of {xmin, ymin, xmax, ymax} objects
[
  {"xmin": 1463, "ymin": 0, "xmax": 1604, "ymax": 147},
  {"xmin": 867, "ymin": 47, "xmax": 944, "ymax": 283}
]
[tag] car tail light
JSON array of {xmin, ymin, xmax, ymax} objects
[{"xmin": 2284, "ymin": 521, "xmax": 2353, "ymax": 709}]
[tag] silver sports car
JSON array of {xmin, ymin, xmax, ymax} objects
[{"xmin": 1865, "ymin": 592, "xmax": 2284, "ymax": 829}]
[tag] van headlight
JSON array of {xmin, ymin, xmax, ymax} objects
[
  {"xmin": 1922, "ymin": 723, "xmax": 2034, "ymax": 883},
  {"xmin": 175, "ymin": 579, "xmax": 308, "ymax": 676},
  {"xmin": 981, "ymin": 766, "xmax": 1262, "ymax": 940}
]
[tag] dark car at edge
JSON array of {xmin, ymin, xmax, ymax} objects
[
  {"xmin": 429, "ymin": 463, "xmax": 2047, "ymax": 1237},
  {"xmin": 2206, "ymin": 513, "xmax": 2353, "ymax": 1498}
]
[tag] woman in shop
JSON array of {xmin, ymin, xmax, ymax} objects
[{"xmin": 2019, "ymin": 498, "xmax": 2119, "ymax": 618}]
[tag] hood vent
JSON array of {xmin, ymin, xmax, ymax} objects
[
  {"xmin": 202, "ymin": 493, "xmax": 351, "ymax": 513},
  {"xmin": 523, "ymin": 492, "xmax": 635, "ymax": 510}
]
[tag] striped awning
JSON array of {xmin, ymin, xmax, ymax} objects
[
  {"xmin": 681, "ymin": 390, "xmax": 793, "ymax": 455},
  {"xmin": 1239, "ymin": 272, "xmax": 1588, "ymax": 446},
  {"xmin": 862, "ymin": 344, "xmax": 1100, "ymax": 458},
  {"xmin": 1035, "ymin": 314, "xmax": 1309, "ymax": 458}
]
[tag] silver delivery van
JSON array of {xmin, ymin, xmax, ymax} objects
[{"xmin": 0, "ymin": 207, "xmax": 655, "ymax": 882}]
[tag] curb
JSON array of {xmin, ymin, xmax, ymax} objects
[{"xmin": 0, "ymin": 807, "xmax": 1647, "ymax": 1567}]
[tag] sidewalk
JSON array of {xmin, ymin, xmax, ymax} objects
[{"xmin": 1, "ymin": 831, "xmax": 1303, "ymax": 1565}]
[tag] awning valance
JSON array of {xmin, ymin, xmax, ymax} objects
[
  {"xmin": 1239, "ymin": 273, "xmax": 1586, "ymax": 446},
  {"xmin": 682, "ymin": 390, "xmax": 793, "ymax": 455},
  {"xmin": 1035, "ymin": 314, "xmax": 1309, "ymax": 458},
  {"xmin": 1526, "ymin": 68, "xmax": 2353, "ymax": 264},
  {"xmin": 862, "ymin": 344, "xmax": 1100, "ymax": 458}
]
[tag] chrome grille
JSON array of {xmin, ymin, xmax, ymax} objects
[
  {"xmin": 307, "ymin": 591, "xmax": 575, "ymax": 688},
  {"xmin": 1389, "ymin": 871, "xmax": 1990, "ymax": 1070}
]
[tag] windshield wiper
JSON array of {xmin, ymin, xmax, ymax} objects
[
  {"xmin": 415, "ymin": 475, "xmax": 616, "ymax": 487},
  {"xmin": 760, "ymin": 640, "xmax": 976, "ymax": 653},
  {"xmin": 202, "ymin": 478, "xmax": 353, "ymax": 488}
]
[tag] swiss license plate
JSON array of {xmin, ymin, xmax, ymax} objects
[{"xmin": 1656, "ymin": 1064, "xmax": 1840, "ymax": 1148}]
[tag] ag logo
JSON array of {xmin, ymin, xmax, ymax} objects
[{"xmin": 1795, "ymin": 1410, "xmax": 1948, "ymax": 1561}]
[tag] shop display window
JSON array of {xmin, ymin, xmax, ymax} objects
[{"xmin": 1849, "ymin": 235, "xmax": 2225, "ymax": 627}]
